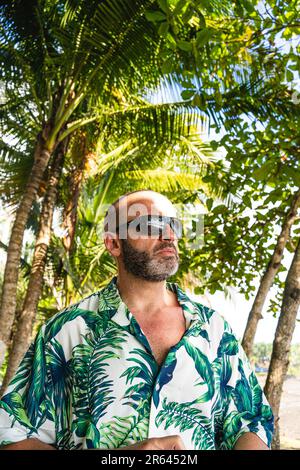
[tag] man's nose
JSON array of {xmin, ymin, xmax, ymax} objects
[{"xmin": 159, "ymin": 224, "xmax": 176, "ymax": 241}]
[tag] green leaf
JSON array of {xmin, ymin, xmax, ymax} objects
[
  {"xmin": 0, "ymin": 391, "xmax": 38, "ymax": 433},
  {"xmin": 194, "ymin": 286, "xmax": 204, "ymax": 295},
  {"xmin": 86, "ymin": 422, "xmax": 101, "ymax": 448},
  {"xmin": 213, "ymin": 204, "xmax": 227, "ymax": 215},
  {"xmin": 161, "ymin": 58, "xmax": 174, "ymax": 74},
  {"xmin": 158, "ymin": 21, "xmax": 169, "ymax": 37},
  {"xmin": 72, "ymin": 417, "xmax": 90, "ymax": 437},
  {"xmin": 206, "ymin": 198, "xmax": 213, "ymax": 211},
  {"xmin": 196, "ymin": 29, "xmax": 212, "ymax": 47},
  {"xmin": 243, "ymin": 194, "xmax": 252, "ymax": 207},
  {"xmin": 181, "ymin": 89, "xmax": 195, "ymax": 100},
  {"xmin": 210, "ymin": 140, "xmax": 219, "ymax": 151},
  {"xmin": 240, "ymin": 0, "xmax": 255, "ymax": 13},
  {"xmin": 158, "ymin": 0, "xmax": 169, "ymax": 13},
  {"xmin": 282, "ymin": 27, "xmax": 293, "ymax": 39},
  {"xmin": 177, "ymin": 40, "xmax": 192, "ymax": 52},
  {"xmin": 282, "ymin": 165, "xmax": 300, "ymax": 186},
  {"xmin": 71, "ymin": 322, "xmax": 127, "ymax": 435},
  {"xmin": 192, "ymin": 93, "xmax": 207, "ymax": 110},
  {"xmin": 166, "ymin": 32, "xmax": 177, "ymax": 48},
  {"xmin": 261, "ymin": 404, "xmax": 273, "ymax": 421},
  {"xmin": 173, "ymin": 0, "xmax": 188, "ymax": 16},
  {"xmin": 286, "ymin": 69, "xmax": 294, "ymax": 82},
  {"xmin": 100, "ymin": 415, "xmax": 149, "ymax": 449},
  {"xmin": 222, "ymin": 410, "xmax": 243, "ymax": 439},
  {"xmin": 145, "ymin": 10, "xmax": 166, "ymax": 22},
  {"xmin": 252, "ymin": 162, "xmax": 273, "ymax": 181},
  {"xmin": 155, "ymin": 398, "xmax": 215, "ymax": 449}
]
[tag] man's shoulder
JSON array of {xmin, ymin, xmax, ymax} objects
[
  {"xmin": 193, "ymin": 301, "xmax": 234, "ymax": 333},
  {"xmin": 175, "ymin": 285, "xmax": 224, "ymax": 326},
  {"xmin": 41, "ymin": 286, "xmax": 108, "ymax": 342},
  {"xmin": 180, "ymin": 291, "xmax": 237, "ymax": 335}
]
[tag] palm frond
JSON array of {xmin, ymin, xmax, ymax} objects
[
  {"xmin": 99, "ymin": 414, "xmax": 149, "ymax": 449},
  {"xmin": 0, "ymin": 139, "xmax": 33, "ymax": 206},
  {"xmin": 156, "ymin": 397, "xmax": 215, "ymax": 450},
  {"xmin": 71, "ymin": 323, "xmax": 127, "ymax": 448},
  {"xmin": 46, "ymin": 338, "xmax": 73, "ymax": 432},
  {"xmin": 100, "ymin": 100, "xmax": 205, "ymax": 145},
  {"xmin": 121, "ymin": 169, "xmax": 210, "ymax": 195}
]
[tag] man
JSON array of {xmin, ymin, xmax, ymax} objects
[{"xmin": 0, "ymin": 190, "xmax": 274, "ymax": 450}]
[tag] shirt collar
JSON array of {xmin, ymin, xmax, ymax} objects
[{"xmin": 98, "ymin": 276, "xmax": 213, "ymax": 329}]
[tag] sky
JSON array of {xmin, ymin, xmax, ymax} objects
[{"xmin": 203, "ymin": 284, "xmax": 300, "ymax": 345}]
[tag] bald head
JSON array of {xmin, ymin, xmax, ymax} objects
[
  {"xmin": 104, "ymin": 190, "xmax": 177, "ymax": 235},
  {"xmin": 104, "ymin": 190, "xmax": 180, "ymax": 280}
]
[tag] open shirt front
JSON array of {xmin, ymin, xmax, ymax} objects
[{"xmin": 0, "ymin": 276, "xmax": 274, "ymax": 449}]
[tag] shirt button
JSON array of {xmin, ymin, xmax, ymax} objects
[{"xmin": 156, "ymin": 383, "xmax": 160, "ymax": 390}]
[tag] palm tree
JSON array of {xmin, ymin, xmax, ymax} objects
[
  {"xmin": 0, "ymin": 138, "xmax": 68, "ymax": 394},
  {"xmin": 61, "ymin": 130, "xmax": 90, "ymax": 254}
]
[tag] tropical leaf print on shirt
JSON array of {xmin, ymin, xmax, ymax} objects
[
  {"xmin": 153, "ymin": 349, "xmax": 178, "ymax": 408},
  {"xmin": 99, "ymin": 348, "xmax": 157, "ymax": 449},
  {"xmin": 182, "ymin": 337, "xmax": 215, "ymax": 403},
  {"xmin": 217, "ymin": 332, "xmax": 239, "ymax": 357},
  {"xmin": 71, "ymin": 321, "xmax": 127, "ymax": 448},
  {"xmin": 46, "ymin": 338, "xmax": 73, "ymax": 445},
  {"xmin": 0, "ymin": 276, "xmax": 274, "ymax": 450},
  {"xmin": 156, "ymin": 397, "xmax": 215, "ymax": 450},
  {"xmin": 1, "ymin": 327, "xmax": 52, "ymax": 434},
  {"xmin": 121, "ymin": 347, "xmax": 158, "ymax": 415},
  {"xmin": 99, "ymin": 414, "xmax": 149, "ymax": 449}
]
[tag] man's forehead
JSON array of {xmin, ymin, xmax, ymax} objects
[{"xmin": 118, "ymin": 193, "xmax": 176, "ymax": 218}]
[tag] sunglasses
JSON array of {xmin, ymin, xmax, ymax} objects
[{"xmin": 116, "ymin": 215, "xmax": 183, "ymax": 239}]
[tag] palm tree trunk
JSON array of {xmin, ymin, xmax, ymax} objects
[
  {"xmin": 62, "ymin": 166, "xmax": 85, "ymax": 253},
  {"xmin": 0, "ymin": 126, "xmax": 57, "ymax": 366},
  {"xmin": 62, "ymin": 140, "xmax": 89, "ymax": 253},
  {"xmin": 0, "ymin": 140, "xmax": 66, "ymax": 394},
  {"xmin": 242, "ymin": 189, "xmax": 300, "ymax": 357},
  {"xmin": 264, "ymin": 237, "xmax": 300, "ymax": 450}
]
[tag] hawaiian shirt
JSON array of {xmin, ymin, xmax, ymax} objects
[{"xmin": 0, "ymin": 276, "xmax": 274, "ymax": 450}]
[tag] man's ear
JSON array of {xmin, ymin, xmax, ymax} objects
[{"xmin": 104, "ymin": 233, "xmax": 122, "ymax": 257}]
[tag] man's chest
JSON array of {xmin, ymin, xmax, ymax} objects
[
  {"xmin": 54, "ymin": 316, "xmax": 220, "ymax": 449},
  {"xmin": 134, "ymin": 307, "xmax": 187, "ymax": 366}
]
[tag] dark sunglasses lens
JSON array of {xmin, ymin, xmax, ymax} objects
[
  {"xmin": 149, "ymin": 217, "xmax": 183, "ymax": 238},
  {"xmin": 171, "ymin": 218, "xmax": 183, "ymax": 238},
  {"xmin": 128, "ymin": 216, "xmax": 182, "ymax": 238},
  {"xmin": 146, "ymin": 218, "xmax": 163, "ymax": 236}
]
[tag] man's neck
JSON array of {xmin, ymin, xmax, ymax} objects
[{"xmin": 116, "ymin": 270, "xmax": 177, "ymax": 316}]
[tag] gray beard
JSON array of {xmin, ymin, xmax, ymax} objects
[{"xmin": 120, "ymin": 239, "xmax": 179, "ymax": 282}]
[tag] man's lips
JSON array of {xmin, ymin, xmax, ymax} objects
[{"xmin": 155, "ymin": 248, "xmax": 177, "ymax": 255}]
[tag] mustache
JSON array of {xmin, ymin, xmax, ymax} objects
[{"xmin": 154, "ymin": 242, "xmax": 177, "ymax": 254}]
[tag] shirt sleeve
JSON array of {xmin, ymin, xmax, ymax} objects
[
  {"xmin": 217, "ymin": 323, "xmax": 274, "ymax": 450},
  {"xmin": 0, "ymin": 325, "xmax": 56, "ymax": 447}
]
